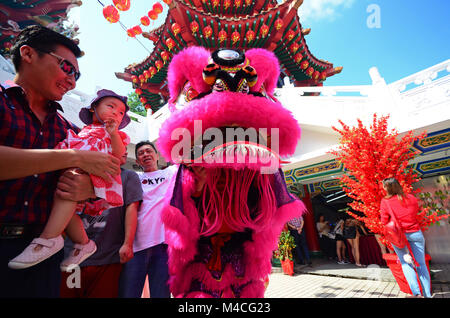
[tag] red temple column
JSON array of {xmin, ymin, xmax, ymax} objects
[{"xmin": 301, "ymin": 184, "xmax": 320, "ymax": 252}]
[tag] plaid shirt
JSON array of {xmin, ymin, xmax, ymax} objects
[
  {"xmin": 288, "ymin": 216, "xmax": 303, "ymax": 229},
  {"xmin": 0, "ymin": 84, "xmax": 79, "ymax": 226}
]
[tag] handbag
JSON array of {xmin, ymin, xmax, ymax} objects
[{"xmin": 383, "ymin": 201, "xmax": 407, "ymax": 249}]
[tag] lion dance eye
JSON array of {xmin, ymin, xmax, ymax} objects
[{"xmin": 203, "ymin": 63, "xmax": 220, "ymax": 86}]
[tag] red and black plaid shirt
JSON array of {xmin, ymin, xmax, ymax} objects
[{"xmin": 0, "ymin": 84, "xmax": 79, "ymax": 226}]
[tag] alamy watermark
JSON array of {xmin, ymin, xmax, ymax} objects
[{"xmin": 367, "ymin": 4, "xmax": 381, "ymax": 29}]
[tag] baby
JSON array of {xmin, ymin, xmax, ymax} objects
[{"xmin": 9, "ymin": 89, "xmax": 131, "ymax": 270}]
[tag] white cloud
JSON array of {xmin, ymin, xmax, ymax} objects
[{"xmin": 298, "ymin": 0, "xmax": 356, "ymax": 22}]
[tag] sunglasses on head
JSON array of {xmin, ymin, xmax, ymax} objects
[{"xmin": 35, "ymin": 48, "xmax": 81, "ymax": 81}]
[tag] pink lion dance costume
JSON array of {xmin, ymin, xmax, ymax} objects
[{"xmin": 158, "ymin": 47, "xmax": 306, "ymax": 298}]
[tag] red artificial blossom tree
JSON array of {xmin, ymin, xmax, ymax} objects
[{"xmin": 331, "ymin": 114, "xmax": 448, "ymax": 247}]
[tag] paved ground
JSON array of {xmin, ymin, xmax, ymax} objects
[{"xmin": 266, "ymin": 258, "xmax": 450, "ymax": 298}]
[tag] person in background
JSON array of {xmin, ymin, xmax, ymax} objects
[
  {"xmin": 380, "ymin": 177, "xmax": 431, "ymax": 298},
  {"xmin": 333, "ymin": 215, "xmax": 348, "ymax": 264},
  {"xmin": 0, "ymin": 25, "xmax": 120, "ymax": 298},
  {"xmin": 287, "ymin": 216, "xmax": 312, "ymax": 266},
  {"xmin": 316, "ymin": 214, "xmax": 335, "ymax": 260},
  {"xmin": 344, "ymin": 217, "xmax": 367, "ymax": 267},
  {"xmin": 60, "ymin": 152, "xmax": 142, "ymax": 297},
  {"xmin": 119, "ymin": 141, "xmax": 177, "ymax": 298}
]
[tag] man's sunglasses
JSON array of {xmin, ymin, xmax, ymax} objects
[{"xmin": 36, "ymin": 49, "xmax": 81, "ymax": 81}]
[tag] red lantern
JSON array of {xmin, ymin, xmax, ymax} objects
[
  {"xmin": 153, "ymin": 2, "xmax": 163, "ymax": 14},
  {"xmin": 218, "ymin": 30, "xmax": 227, "ymax": 43},
  {"xmin": 320, "ymin": 71, "xmax": 327, "ymax": 81},
  {"xmin": 113, "ymin": 0, "xmax": 130, "ymax": 11},
  {"xmin": 127, "ymin": 28, "xmax": 135, "ymax": 37},
  {"xmin": 133, "ymin": 25, "xmax": 142, "ymax": 36},
  {"xmin": 135, "ymin": 88, "xmax": 142, "ymax": 95},
  {"xmin": 246, "ymin": 30, "xmax": 255, "ymax": 42},
  {"xmin": 149, "ymin": 66, "xmax": 157, "ymax": 76},
  {"xmin": 165, "ymin": 38, "xmax": 175, "ymax": 50},
  {"xmin": 234, "ymin": 0, "xmax": 242, "ymax": 7},
  {"xmin": 306, "ymin": 66, "xmax": 314, "ymax": 77},
  {"xmin": 275, "ymin": 18, "xmax": 283, "ymax": 31},
  {"xmin": 155, "ymin": 60, "xmax": 164, "ymax": 70},
  {"xmin": 143, "ymin": 70, "xmax": 150, "ymax": 79},
  {"xmin": 245, "ymin": 0, "xmax": 251, "ymax": 5},
  {"xmin": 148, "ymin": 10, "xmax": 158, "ymax": 20},
  {"xmin": 161, "ymin": 50, "xmax": 169, "ymax": 61},
  {"xmin": 131, "ymin": 75, "xmax": 138, "ymax": 83},
  {"xmin": 290, "ymin": 42, "xmax": 299, "ymax": 54},
  {"xmin": 231, "ymin": 31, "xmax": 240, "ymax": 44},
  {"xmin": 141, "ymin": 16, "xmax": 150, "ymax": 26},
  {"xmin": 286, "ymin": 30, "xmax": 295, "ymax": 41},
  {"xmin": 224, "ymin": 0, "xmax": 231, "ymax": 10},
  {"xmin": 313, "ymin": 70, "xmax": 320, "ymax": 80},
  {"xmin": 171, "ymin": 23, "xmax": 181, "ymax": 36},
  {"xmin": 103, "ymin": 5, "xmax": 120, "ymax": 23},
  {"xmin": 203, "ymin": 26, "xmax": 212, "ymax": 38},
  {"xmin": 294, "ymin": 53, "xmax": 303, "ymax": 63},
  {"xmin": 260, "ymin": 24, "xmax": 269, "ymax": 37},
  {"xmin": 190, "ymin": 21, "xmax": 199, "ymax": 34},
  {"xmin": 140, "ymin": 97, "xmax": 147, "ymax": 104},
  {"xmin": 300, "ymin": 60, "xmax": 309, "ymax": 70}
]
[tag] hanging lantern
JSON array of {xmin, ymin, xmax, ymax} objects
[
  {"xmin": 286, "ymin": 30, "xmax": 295, "ymax": 41},
  {"xmin": 133, "ymin": 25, "xmax": 142, "ymax": 36},
  {"xmin": 320, "ymin": 71, "xmax": 327, "ymax": 81},
  {"xmin": 245, "ymin": 0, "xmax": 251, "ymax": 5},
  {"xmin": 218, "ymin": 29, "xmax": 227, "ymax": 43},
  {"xmin": 165, "ymin": 38, "xmax": 175, "ymax": 50},
  {"xmin": 153, "ymin": 2, "xmax": 163, "ymax": 14},
  {"xmin": 155, "ymin": 60, "xmax": 164, "ymax": 70},
  {"xmin": 148, "ymin": 10, "xmax": 158, "ymax": 20},
  {"xmin": 260, "ymin": 24, "xmax": 269, "ymax": 37},
  {"xmin": 246, "ymin": 30, "xmax": 255, "ymax": 42},
  {"xmin": 203, "ymin": 26, "xmax": 213, "ymax": 38},
  {"xmin": 274, "ymin": 18, "xmax": 283, "ymax": 31},
  {"xmin": 140, "ymin": 97, "xmax": 147, "ymax": 104},
  {"xmin": 234, "ymin": 0, "xmax": 242, "ymax": 7},
  {"xmin": 212, "ymin": 0, "xmax": 220, "ymax": 7},
  {"xmin": 231, "ymin": 31, "xmax": 240, "ymax": 44},
  {"xmin": 294, "ymin": 53, "xmax": 303, "ymax": 63},
  {"xmin": 161, "ymin": 50, "xmax": 169, "ymax": 61},
  {"xmin": 113, "ymin": 0, "xmax": 130, "ymax": 11},
  {"xmin": 149, "ymin": 66, "xmax": 157, "ymax": 77},
  {"xmin": 224, "ymin": 0, "xmax": 231, "ymax": 10},
  {"xmin": 190, "ymin": 21, "xmax": 199, "ymax": 34},
  {"xmin": 143, "ymin": 70, "xmax": 150, "ymax": 79},
  {"xmin": 127, "ymin": 28, "xmax": 136, "ymax": 37},
  {"xmin": 306, "ymin": 66, "xmax": 314, "ymax": 77},
  {"xmin": 171, "ymin": 23, "xmax": 181, "ymax": 36},
  {"xmin": 103, "ymin": 5, "xmax": 120, "ymax": 23},
  {"xmin": 300, "ymin": 60, "xmax": 309, "ymax": 70},
  {"xmin": 313, "ymin": 70, "xmax": 320, "ymax": 80},
  {"xmin": 131, "ymin": 75, "xmax": 138, "ymax": 83},
  {"xmin": 135, "ymin": 88, "xmax": 142, "ymax": 95},
  {"xmin": 140, "ymin": 16, "xmax": 150, "ymax": 26},
  {"xmin": 163, "ymin": 0, "xmax": 172, "ymax": 4},
  {"xmin": 139, "ymin": 74, "xmax": 145, "ymax": 82},
  {"xmin": 290, "ymin": 42, "xmax": 299, "ymax": 54}
]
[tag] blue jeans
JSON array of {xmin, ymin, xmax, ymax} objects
[
  {"xmin": 118, "ymin": 243, "xmax": 170, "ymax": 298},
  {"xmin": 392, "ymin": 230, "xmax": 431, "ymax": 298},
  {"xmin": 289, "ymin": 229, "xmax": 311, "ymax": 264}
]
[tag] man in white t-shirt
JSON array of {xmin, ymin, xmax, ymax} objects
[{"xmin": 119, "ymin": 141, "xmax": 177, "ymax": 298}]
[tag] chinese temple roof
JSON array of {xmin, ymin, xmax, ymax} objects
[
  {"xmin": 0, "ymin": 0, "xmax": 82, "ymax": 56},
  {"xmin": 118, "ymin": 0, "xmax": 342, "ymax": 113}
]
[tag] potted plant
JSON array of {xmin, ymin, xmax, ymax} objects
[
  {"xmin": 274, "ymin": 230, "xmax": 296, "ymax": 276},
  {"xmin": 331, "ymin": 114, "xmax": 448, "ymax": 294}
]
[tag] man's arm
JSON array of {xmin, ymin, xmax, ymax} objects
[
  {"xmin": 0, "ymin": 146, "xmax": 120, "ymax": 181},
  {"xmin": 119, "ymin": 201, "xmax": 139, "ymax": 263}
]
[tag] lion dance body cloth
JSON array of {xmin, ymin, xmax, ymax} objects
[{"xmin": 158, "ymin": 47, "xmax": 306, "ymax": 298}]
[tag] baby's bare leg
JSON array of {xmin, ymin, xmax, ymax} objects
[
  {"xmin": 65, "ymin": 214, "xmax": 89, "ymax": 245},
  {"xmin": 40, "ymin": 196, "xmax": 78, "ymax": 239}
]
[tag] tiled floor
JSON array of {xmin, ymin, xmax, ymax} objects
[{"xmin": 266, "ymin": 259, "xmax": 450, "ymax": 298}]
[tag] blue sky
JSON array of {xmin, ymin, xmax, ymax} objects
[{"xmin": 68, "ymin": 0, "xmax": 450, "ymax": 96}]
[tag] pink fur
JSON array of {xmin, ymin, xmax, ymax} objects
[{"xmin": 157, "ymin": 91, "xmax": 300, "ymax": 162}]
